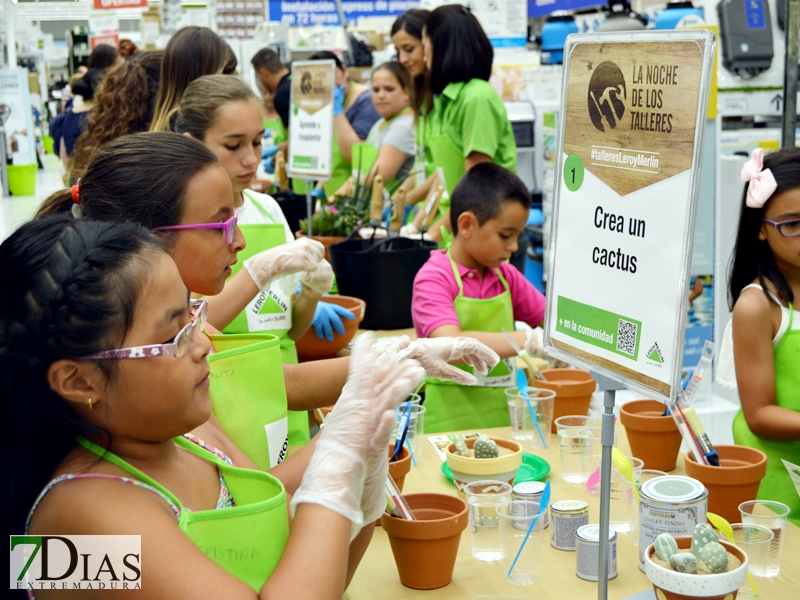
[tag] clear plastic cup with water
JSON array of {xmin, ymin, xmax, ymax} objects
[
  {"xmin": 739, "ymin": 500, "xmax": 789, "ymax": 577},
  {"xmin": 555, "ymin": 416, "xmax": 596, "ymax": 483},
  {"xmin": 464, "ymin": 481, "xmax": 513, "ymax": 562}
]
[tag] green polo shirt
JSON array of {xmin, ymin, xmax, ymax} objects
[{"xmin": 423, "ymin": 79, "xmax": 517, "ymax": 173}]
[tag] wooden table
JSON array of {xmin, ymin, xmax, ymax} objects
[{"xmin": 345, "ymin": 426, "xmax": 800, "ymax": 599}]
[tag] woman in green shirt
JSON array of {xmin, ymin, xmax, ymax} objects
[{"xmin": 416, "ymin": 4, "xmax": 517, "ymax": 242}]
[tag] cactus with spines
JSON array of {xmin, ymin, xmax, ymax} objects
[
  {"xmin": 473, "ymin": 435, "xmax": 499, "ymax": 459},
  {"xmin": 453, "ymin": 434, "xmax": 469, "ymax": 456}
]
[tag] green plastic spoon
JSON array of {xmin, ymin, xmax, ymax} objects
[{"xmin": 706, "ymin": 512, "xmax": 759, "ymax": 597}]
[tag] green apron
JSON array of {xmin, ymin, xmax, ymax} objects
[
  {"xmin": 424, "ymin": 251, "xmax": 516, "ymax": 433},
  {"xmin": 322, "ymin": 85, "xmax": 358, "ymax": 197},
  {"xmin": 77, "ymin": 435, "xmax": 289, "ymax": 592},
  {"xmin": 208, "ymin": 333, "xmax": 290, "ymax": 470},
  {"xmin": 223, "ymin": 191, "xmax": 310, "ymax": 448},
  {"xmin": 733, "ymin": 303, "xmax": 800, "ymax": 527},
  {"xmin": 263, "ymin": 117, "xmax": 287, "ymax": 146}
]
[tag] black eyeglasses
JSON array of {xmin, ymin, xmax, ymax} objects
[{"xmin": 762, "ymin": 218, "xmax": 800, "ymax": 238}]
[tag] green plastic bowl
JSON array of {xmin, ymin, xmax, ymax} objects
[{"xmin": 441, "ymin": 452, "xmax": 550, "ymax": 486}]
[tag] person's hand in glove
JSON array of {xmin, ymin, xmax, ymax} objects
[
  {"xmin": 524, "ymin": 327, "xmax": 544, "ymax": 357},
  {"xmin": 290, "ymin": 333, "xmax": 425, "ymax": 540},
  {"xmin": 373, "ymin": 336, "xmax": 500, "ymax": 385},
  {"xmin": 311, "ymin": 187, "xmax": 327, "ymax": 201},
  {"xmin": 333, "ymin": 83, "xmax": 346, "ymax": 116},
  {"xmin": 313, "ymin": 301, "xmax": 355, "ymax": 341},
  {"xmin": 243, "ymin": 237, "xmax": 325, "ymax": 292},
  {"xmin": 262, "ymin": 144, "xmax": 279, "ymax": 160},
  {"xmin": 299, "ymin": 258, "xmax": 333, "ymax": 294},
  {"xmin": 263, "ymin": 156, "xmax": 275, "ymax": 174}
]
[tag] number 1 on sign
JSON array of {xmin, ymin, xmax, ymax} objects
[{"xmin": 564, "ymin": 154, "xmax": 584, "ymax": 192}]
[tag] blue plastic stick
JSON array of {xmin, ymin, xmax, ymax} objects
[
  {"xmin": 405, "ymin": 435, "xmax": 417, "ymax": 466},
  {"xmin": 507, "ymin": 480, "xmax": 551, "ymax": 578},
  {"xmin": 516, "ymin": 369, "xmax": 547, "ymax": 449}
]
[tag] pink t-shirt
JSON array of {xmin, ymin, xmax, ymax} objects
[{"xmin": 412, "ymin": 249, "xmax": 546, "ymax": 338}]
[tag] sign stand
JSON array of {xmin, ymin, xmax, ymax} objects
[
  {"xmin": 590, "ymin": 371, "xmax": 625, "ymax": 600},
  {"xmin": 304, "ymin": 180, "xmax": 314, "ymax": 237},
  {"xmin": 542, "ymin": 31, "xmax": 715, "ymax": 600}
]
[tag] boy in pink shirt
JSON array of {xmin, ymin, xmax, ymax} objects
[{"xmin": 412, "ymin": 163, "xmax": 546, "ymax": 432}]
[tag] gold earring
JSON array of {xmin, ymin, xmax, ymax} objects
[{"xmin": 87, "ymin": 398, "xmax": 92, "ymax": 410}]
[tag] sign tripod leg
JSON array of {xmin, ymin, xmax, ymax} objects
[
  {"xmin": 590, "ymin": 371, "xmax": 625, "ymax": 600},
  {"xmin": 305, "ymin": 180, "xmax": 314, "ymax": 238}
]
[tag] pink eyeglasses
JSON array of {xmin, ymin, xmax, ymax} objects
[
  {"xmin": 153, "ymin": 209, "xmax": 239, "ymax": 244},
  {"xmin": 77, "ymin": 300, "xmax": 208, "ymax": 360}
]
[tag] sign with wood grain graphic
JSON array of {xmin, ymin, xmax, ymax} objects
[{"xmin": 544, "ymin": 31, "xmax": 716, "ymax": 403}]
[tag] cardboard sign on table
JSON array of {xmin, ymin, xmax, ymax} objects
[{"xmin": 286, "ymin": 60, "xmax": 334, "ymax": 182}]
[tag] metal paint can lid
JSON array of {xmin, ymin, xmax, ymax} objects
[
  {"xmin": 641, "ymin": 476, "xmax": 706, "ymax": 503},
  {"xmin": 512, "ymin": 481, "xmax": 546, "ymax": 497},
  {"xmin": 576, "ymin": 524, "xmax": 617, "ymax": 543},
  {"xmin": 551, "ymin": 500, "xmax": 589, "ymax": 514}
]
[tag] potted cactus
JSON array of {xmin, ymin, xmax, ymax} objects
[
  {"xmin": 445, "ymin": 434, "xmax": 523, "ymax": 498},
  {"xmin": 644, "ymin": 525, "xmax": 748, "ymax": 600}
]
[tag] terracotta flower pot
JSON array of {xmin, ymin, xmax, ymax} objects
[
  {"xmin": 533, "ymin": 369, "xmax": 596, "ymax": 433},
  {"xmin": 295, "ymin": 295, "xmax": 365, "ymax": 361},
  {"xmin": 645, "ymin": 536, "xmax": 747, "ymax": 600},
  {"xmin": 620, "ymin": 399, "xmax": 683, "ymax": 471},
  {"xmin": 684, "ymin": 445, "xmax": 768, "ymax": 524},
  {"xmin": 295, "ymin": 231, "xmax": 346, "ymax": 263},
  {"xmin": 445, "ymin": 437, "xmax": 522, "ymax": 498},
  {"xmin": 381, "ymin": 493, "xmax": 469, "ymax": 590},
  {"xmin": 388, "ymin": 443, "xmax": 412, "ymax": 491}
]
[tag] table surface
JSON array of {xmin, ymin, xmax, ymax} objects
[{"xmin": 345, "ymin": 426, "xmax": 800, "ymax": 600}]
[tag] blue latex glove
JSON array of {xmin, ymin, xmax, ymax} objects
[
  {"xmin": 333, "ymin": 83, "xmax": 346, "ymax": 116},
  {"xmin": 311, "ymin": 187, "xmax": 327, "ymax": 201},
  {"xmin": 313, "ymin": 301, "xmax": 355, "ymax": 342},
  {"xmin": 263, "ymin": 128, "xmax": 275, "ymax": 139},
  {"xmin": 263, "ymin": 156, "xmax": 275, "ymax": 174},
  {"xmin": 262, "ymin": 145, "xmax": 279, "ymax": 160}
]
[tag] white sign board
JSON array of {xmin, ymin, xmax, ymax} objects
[
  {"xmin": 420, "ymin": 0, "xmax": 527, "ymax": 48},
  {"xmin": 0, "ymin": 69, "xmax": 37, "ymax": 166},
  {"xmin": 544, "ymin": 31, "xmax": 715, "ymax": 402},
  {"xmin": 287, "ymin": 60, "xmax": 334, "ymax": 181}
]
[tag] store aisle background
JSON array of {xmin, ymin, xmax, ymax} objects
[{"xmin": 1, "ymin": 155, "xmax": 63, "ymax": 243}]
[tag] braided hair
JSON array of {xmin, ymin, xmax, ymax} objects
[{"xmin": 0, "ymin": 216, "xmax": 164, "ymax": 543}]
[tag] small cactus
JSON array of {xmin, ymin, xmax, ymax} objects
[
  {"xmin": 473, "ymin": 435, "xmax": 499, "ymax": 459},
  {"xmin": 654, "ymin": 533, "xmax": 679, "ymax": 562},
  {"xmin": 669, "ymin": 552, "xmax": 698, "ymax": 574},
  {"xmin": 697, "ymin": 541, "xmax": 728, "ymax": 574},
  {"xmin": 691, "ymin": 523, "xmax": 719, "ymax": 556},
  {"xmin": 453, "ymin": 434, "xmax": 469, "ymax": 456}
]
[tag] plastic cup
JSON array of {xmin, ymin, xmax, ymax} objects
[
  {"xmin": 504, "ymin": 387, "xmax": 555, "ymax": 450},
  {"xmin": 406, "ymin": 393, "xmax": 422, "ymax": 405},
  {"xmin": 726, "ymin": 523, "xmax": 773, "ymax": 578},
  {"xmin": 555, "ymin": 416, "xmax": 596, "ymax": 483},
  {"xmin": 464, "ymin": 480, "xmax": 513, "ymax": 562},
  {"xmin": 598, "ymin": 456, "xmax": 644, "ymax": 534},
  {"xmin": 395, "ymin": 404, "xmax": 425, "ymax": 465},
  {"xmin": 577, "ymin": 426, "xmax": 620, "ymax": 494},
  {"xmin": 739, "ymin": 500, "xmax": 789, "ymax": 577},
  {"xmin": 496, "ymin": 501, "xmax": 545, "ymax": 586}
]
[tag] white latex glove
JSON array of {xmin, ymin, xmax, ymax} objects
[
  {"xmin": 299, "ymin": 258, "xmax": 333, "ymax": 293},
  {"xmin": 290, "ymin": 333, "xmax": 424, "ymax": 540},
  {"xmin": 243, "ymin": 238, "xmax": 324, "ymax": 291},
  {"xmin": 375, "ymin": 336, "xmax": 500, "ymax": 386},
  {"xmin": 524, "ymin": 328, "xmax": 544, "ymax": 357}
]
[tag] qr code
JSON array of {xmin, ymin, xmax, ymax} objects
[{"xmin": 616, "ymin": 319, "xmax": 637, "ymax": 356}]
